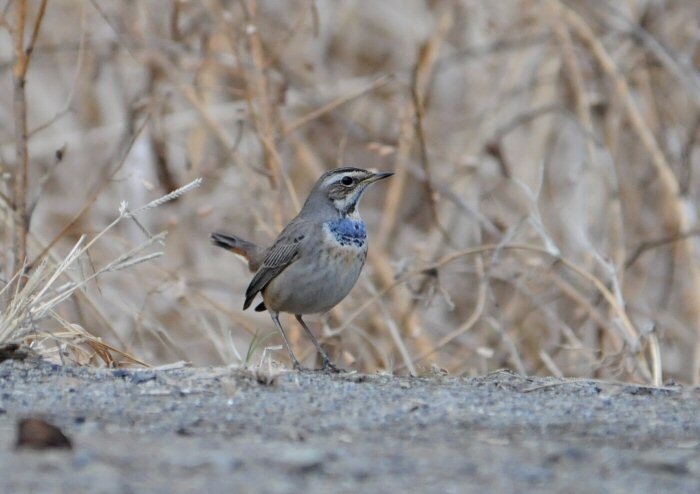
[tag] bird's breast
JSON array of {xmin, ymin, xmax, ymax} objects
[{"xmin": 321, "ymin": 217, "xmax": 368, "ymax": 276}]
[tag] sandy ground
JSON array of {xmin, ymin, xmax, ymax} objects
[{"xmin": 0, "ymin": 359, "xmax": 699, "ymax": 493}]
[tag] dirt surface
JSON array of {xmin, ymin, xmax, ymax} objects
[{"xmin": 0, "ymin": 359, "xmax": 699, "ymax": 493}]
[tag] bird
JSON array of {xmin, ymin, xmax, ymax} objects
[{"xmin": 212, "ymin": 167, "xmax": 393, "ymax": 372}]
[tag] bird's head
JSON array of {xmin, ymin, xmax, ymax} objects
[{"xmin": 306, "ymin": 167, "xmax": 393, "ymax": 216}]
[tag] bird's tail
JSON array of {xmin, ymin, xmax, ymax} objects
[{"xmin": 211, "ymin": 232, "xmax": 265, "ymax": 272}]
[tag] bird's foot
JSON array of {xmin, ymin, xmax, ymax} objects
[
  {"xmin": 292, "ymin": 361, "xmax": 312, "ymax": 372},
  {"xmin": 321, "ymin": 360, "xmax": 345, "ymax": 374}
]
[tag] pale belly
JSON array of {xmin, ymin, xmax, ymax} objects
[{"xmin": 262, "ymin": 243, "xmax": 367, "ymax": 315}]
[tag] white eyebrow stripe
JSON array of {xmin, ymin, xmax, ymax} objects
[{"xmin": 321, "ymin": 170, "xmax": 366, "ymax": 187}]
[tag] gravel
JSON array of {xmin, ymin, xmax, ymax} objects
[{"xmin": 1, "ymin": 359, "xmax": 699, "ymax": 493}]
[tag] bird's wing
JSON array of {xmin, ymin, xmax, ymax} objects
[{"xmin": 243, "ymin": 219, "xmax": 310, "ymax": 310}]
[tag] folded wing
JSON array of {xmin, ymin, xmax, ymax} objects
[{"xmin": 243, "ymin": 220, "xmax": 309, "ymax": 310}]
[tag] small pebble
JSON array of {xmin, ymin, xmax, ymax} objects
[{"xmin": 15, "ymin": 418, "xmax": 72, "ymax": 450}]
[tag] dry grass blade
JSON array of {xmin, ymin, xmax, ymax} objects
[
  {"xmin": 405, "ymin": 257, "xmax": 487, "ymax": 368},
  {"xmin": 283, "ymin": 76, "xmax": 393, "ymax": 136},
  {"xmin": 0, "ymin": 179, "xmax": 201, "ymax": 365}
]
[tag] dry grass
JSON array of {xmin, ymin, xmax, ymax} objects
[{"xmin": 0, "ymin": 0, "xmax": 699, "ymax": 383}]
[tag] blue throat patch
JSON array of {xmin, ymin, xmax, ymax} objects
[{"xmin": 326, "ymin": 218, "xmax": 367, "ymax": 247}]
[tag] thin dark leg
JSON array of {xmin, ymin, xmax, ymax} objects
[
  {"xmin": 269, "ymin": 311, "xmax": 305, "ymax": 370},
  {"xmin": 295, "ymin": 314, "xmax": 342, "ymax": 373}
]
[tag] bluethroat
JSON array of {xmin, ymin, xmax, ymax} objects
[{"xmin": 212, "ymin": 167, "xmax": 393, "ymax": 371}]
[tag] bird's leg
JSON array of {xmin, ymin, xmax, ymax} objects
[
  {"xmin": 269, "ymin": 311, "xmax": 306, "ymax": 371},
  {"xmin": 295, "ymin": 315, "xmax": 342, "ymax": 373}
]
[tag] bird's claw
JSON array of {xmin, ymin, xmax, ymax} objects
[
  {"xmin": 291, "ymin": 358, "xmax": 345, "ymax": 373},
  {"xmin": 321, "ymin": 360, "xmax": 344, "ymax": 374},
  {"xmin": 292, "ymin": 361, "xmax": 312, "ymax": 372}
]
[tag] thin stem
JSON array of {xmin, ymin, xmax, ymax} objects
[{"xmin": 11, "ymin": 0, "xmax": 29, "ymax": 279}]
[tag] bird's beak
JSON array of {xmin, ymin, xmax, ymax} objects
[{"xmin": 366, "ymin": 171, "xmax": 394, "ymax": 183}]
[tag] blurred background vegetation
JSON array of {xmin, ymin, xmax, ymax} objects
[{"xmin": 1, "ymin": 0, "xmax": 699, "ymax": 384}]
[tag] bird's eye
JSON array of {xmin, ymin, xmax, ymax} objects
[{"xmin": 340, "ymin": 176, "xmax": 354, "ymax": 186}]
